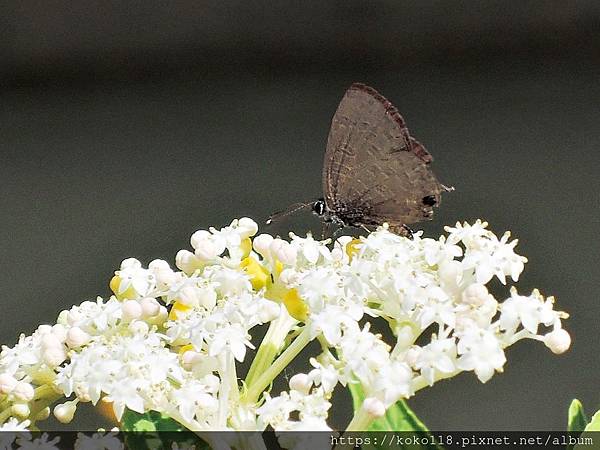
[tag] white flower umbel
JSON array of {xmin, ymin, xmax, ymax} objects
[{"xmin": 0, "ymin": 218, "xmax": 569, "ymax": 433}]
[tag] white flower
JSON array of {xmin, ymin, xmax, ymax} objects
[
  {"xmin": 411, "ymin": 338, "xmax": 457, "ymax": 386},
  {"xmin": 499, "ymin": 288, "xmax": 560, "ymax": 335},
  {"xmin": 0, "ymin": 217, "xmax": 570, "ymax": 432},
  {"xmin": 369, "ymin": 360, "xmax": 414, "ymax": 406},
  {"xmin": 338, "ymin": 325, "xmax": 390, "ymax": 386},
  {"xmin": 0, "ymin": 417, "xmax": 30, "ymax": 431},
  {"xmin": 456, "ymin": 329, "xmax": 506, "ymax": 383},
  {"xmin": 115, "ymin": 259, "xmax": 156, "ymax": 297},
  {"xmin": 209, "ymin": 324, "xmax": 253, "ymax": 362},
  {"xmin": 170, "ymin": 380, "xmax": 219, "ymax": 423}
]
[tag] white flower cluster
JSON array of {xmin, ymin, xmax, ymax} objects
[{"xmin": 0, "ymin": 218, "xmax": 570, "ymax": 433}]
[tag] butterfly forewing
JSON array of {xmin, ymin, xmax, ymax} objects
[{"xmin": 322, "ymin": 83, "xmax": 443, "ymax": 229}]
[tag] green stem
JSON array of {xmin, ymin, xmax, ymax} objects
[
  {"xmin": 412, "ymin": 369, "xmax": 461, "ymax": 392},
  {"xmin": 243, "ymin": 327, "xmax": 311, "ymax": 404},
  {"xmin": 0, "ymin": 406, "xmax": 13, "ymax": 424},
  {"xmin": 345, "ymin": 406, "xmax": 374, "ymax": 431},
  {"xmin": 33, "ymin": 384, "xmax": 58, "ymax": 400},
  {"xmin": 28, "ymin": 392, "xmax": 63, "ymax": 427},
  {"xmin": 245, "ymin": 314, "xmax": 295, "ymax": 387}
]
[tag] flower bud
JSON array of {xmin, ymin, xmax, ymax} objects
[
  {"xmin": 148, "ymin": 259, "xmax": 170, "ymax": 271},
  {"xmin": 544, "ymin": 328, "xmax": 571, "ymax": 354},
  {"xmin": 11, "ymin": 403, "xmax": 30, "ymax": 418},
  {"xmin": 178, "ymin": 286, "xmax": 200, "ymax": 308},
  {"xmin": 190, "ymin": 230, "xmax": 211, "ymax": 250},
  {"xmin": 175, "ymin": 250, "xmax": 201, "ymax": 274},
  {"xmin": 253, "ymin": 234, "xmax": 274, "ymax": 257},
  {"xmin": 363, "ymin": 397, "xmax": 386, "ymax": 418},
  {"xmin": 41, "ymin": 333, "xmax": 62, "ymax": 350},
  {"xmin": 13, "ymin": 382, "xmax": 34, "ymax": 402},
  {"xmin": 66, "ymin": 327, "xmax": 90, "ymax": 348},
  {"xmin": 238, "ymin": 217, "xmax": 259, "ymax": 238},
  {"xmin": 43, "ymin": 346, "xmax": 67, "ymax": 367},
  {"xmin": 140, "ymin": 297, "xmax": 160, "ymax": 318},
  {"xmin": 36, "ymin": 407, "xmax": 51, "ymax": 421},
  {"xmin": 269, "ymin": 239, "xmax": 285, "ymax": 259},
  {"xmin": 120, "ymin": 258, "xmax": 142, "ymax": 270},
  {"xmin": 275, "ymin": 242, "xmax": 297, "ymax": 266},
  {"xmin": 38, "ymin": 324, "xmax": 53, "ymax": 334},
  {"xmin": 195, "ymin": 240, "xmax": 220, "ymax": 261},
  {"xmin": 289, "ymin": 373, "xmax": 312, "ymax": 394},
  {"xmin": 154, "ymin": 268, "xmax": 177, "ymax": 288},
  {"xmin": 0, "ymin": 373, "xmax": 18, "ymax": 394},
  {"xmin": 54, "ymin": 401, "xmax": 77, "ymax": 424},
  {"xmin": 148, "ymin": 306, "xmax": 168, "ymax": 326},
  {"xmin": 52, "ymin": 324, "xmax": 68, "ymax": 342},
  {"xmin": 122, "ymin": 300, "xmax": 143, "ymax": 322},
  {"xmin": 181, "ymin": 350, "xmax": 200, "ymax": 370},
  {"xmin": 67, "ymin": 309, "xmax": 83, "ymax": 325},
  {"xmin": 462, "ymin": 284, "xmax": 489, "ymax": 306}
]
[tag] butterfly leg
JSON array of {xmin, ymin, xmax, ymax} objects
[{"xmin": 321, "ymin": 221, "xmax": 337, "ymax": 240}]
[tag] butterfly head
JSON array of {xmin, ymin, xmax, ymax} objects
[{"xmin": 312, "ymin": 199, "xmax": 326, "ymax": 216}]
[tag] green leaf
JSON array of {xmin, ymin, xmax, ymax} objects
[
  {"xmin": 121, "ymin": 409, "xmax": 186, "ymax": 431},
  {"xmin": 572, "ymin": 409, "xmax": 600, "ymax": 450},
  {"xmin": 582, "ymin": 410, "xmax": 600, "ymax": 432},
  {"xmin": 567, "ymin": 399, "xmax": 589, "ymax": 450},
  {"xmin": 567, "ymin": 399, "xmax": 588, "ymax": 432},
  {"xmin": 120, "ymin": 409, "xmax": 210, "ymax": 449},
  {"xmin": 348, "ymin": 382, "xmax": 443, "ymax": 450}
]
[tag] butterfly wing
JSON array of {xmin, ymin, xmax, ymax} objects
[{"xmin": 322, "ymin": 83, "xmax": 444, "ymax": 228}]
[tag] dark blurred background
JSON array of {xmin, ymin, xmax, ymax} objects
[{"xmin": 1, "ymin": 1, "xmax": 599, "ymax": 431}]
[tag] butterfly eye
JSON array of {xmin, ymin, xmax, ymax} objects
[
  {"xmin": 422, "ymin": 195, "xmax": 437, "ymax": 206},
  {"xmin": 312, "ymin": 200, "xmax": 325, "ymax": 216}
]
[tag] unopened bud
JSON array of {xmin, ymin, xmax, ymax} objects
[
  {"xmin": 13, "ymin": 382, "xmax": 34, "ymax": 401},
  {"xmin": 0, "ymin": 373, "xmax": 18, "ymax": 394},
  {"xmin": 122, "ymin": 300, "xmax": 143, "ymax": 321},
  {"xmin": 253, "ymin": 234, "xmax": 274, "ymax": 257},
  {"xmin": 66, "ymin": 327, "xmax": 90, "ymax": 348},
  {"xmin": 544, "ymin": 328, "xmax": 571, "ymax": 354},
  {"xmin": 11, "ymin": 403, "xmax": 30, "ymax": 418},
  {"xmin": 289, "ymin": 373, "xmax": 312, "ymax": 394},
  {"xmin": 54, "ymin": 401, "xmax": 77, "ymax": 424},
  {"xmin": 363, "ymin": 397, "xmax": 386, "ymax": 418}
]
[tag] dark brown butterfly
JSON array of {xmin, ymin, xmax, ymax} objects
[{"xmin": 268, "ymin": 83, "xmax": 451, "ymax": 237}]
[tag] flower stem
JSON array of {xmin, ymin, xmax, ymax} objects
[
  {"xmin": 29, "ymin": 392, "xmax": 63, "ymax": 427},
  {"xmin": 243, "ymin": 327, "xmax": 311, "ymax": 404},
  {"xmin": 345, "ymin": 406, "xmax": 373, "ymax": 431},
  {"xmin": 244, "ymin": 313, "xmax": 295, "ymax": 388},
  {"xmin": 0, "ymin": 406, "xmax": 13, "ymax": 424}
]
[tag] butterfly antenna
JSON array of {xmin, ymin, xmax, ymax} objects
[{"xmin": 266, "ymin": 202, "xmax": 312, "ymax": 225}]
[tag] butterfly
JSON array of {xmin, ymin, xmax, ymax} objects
[{"xmin": 268, "ymin": 83, "xmax": 451, "ymax": 237}]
